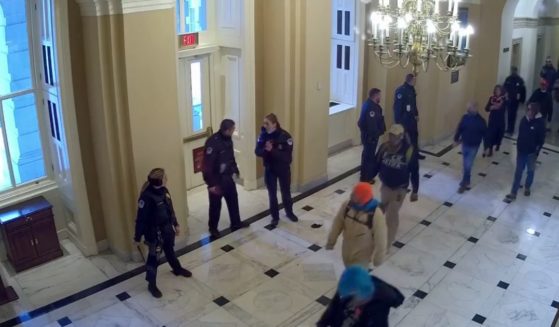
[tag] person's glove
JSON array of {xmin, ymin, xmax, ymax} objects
[{"xmin": 410, "ymin": 192, "xmax": 419, "ymax": 202}]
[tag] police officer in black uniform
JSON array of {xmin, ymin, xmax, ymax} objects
[
  {"xmin": 134, "ymin": 168, "xmax": 192, "ymax": 299},
  {"xmin": 255, "ymin": 113, "xmax": 298, "ymax": 227},
  {"xmin": 203, "ymin": 119, "xmax": 249, "ymax": 239},
  {"xmin": 393, "ymin": 74, "xmax": 426, "ymax": 160},
  {"xmin": 358, "ymin": 88, "xmax": 386, "ymax": 184},
  {"xmin": 503, "ymin": 66, "xmax": 526, "ymax": 135}
]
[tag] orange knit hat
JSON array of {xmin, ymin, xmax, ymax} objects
[{"xmin": 352, "ymin": 182, "xmax": 374, "ymax": 205}]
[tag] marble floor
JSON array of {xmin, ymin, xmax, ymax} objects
[{"xmin": 2, "ymin": 138, "xmax": 559, "ymax": 326}]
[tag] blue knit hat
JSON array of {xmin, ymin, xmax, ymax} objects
[{"xmin": 338, "ymin": 266, "xmax": 375, "ymax": 300}]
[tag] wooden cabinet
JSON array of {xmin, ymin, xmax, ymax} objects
[{"xmin": 0, "ymin": 197, "xmax": 63, "ymax": 272}]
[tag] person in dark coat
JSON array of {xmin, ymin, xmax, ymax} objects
[
  {"xmin": 255, "ymin": 113, "xmax": 298, "ymax": 227},
  {"xmin": 454, "ymin": 102, "xmax": 487, "ymax": 193},
  {"xmin": 203, "ymin": 119, "xmax": 249, "ymax": 239},
  {"xmin": 317, "ymin": 265, "xmax": 404, "ymax": 327},
  {"xmin": 540, "ymin": 56, "xmax": 557, "ymax": 93},
  {"xmin": 393, "ymin": 74, "xmax": 426, "ymax": 160},
  {"xmin": 358, "ymin": 88, "xmax": 386, "ymax": 184},
  {"xmin": 134, "ymin": 168, "xmax": 192, "ymax": 298},
  {"xmin": 503, "ymin": 66, "xmax": 526, "ymax": 134},
  {"xmin": 483, "ymin": 85, "xmax": 506, "ymax": 157},
  {"xmin": 529, "ymin": 79, "xmax": 554, "ymax": 131},
  {"xmin": 506, "ymin": 103, "xmax": 546, "ymax": 200}
]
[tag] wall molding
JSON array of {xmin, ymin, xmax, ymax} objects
[
  {"xmin": 76, "ymin": 0, "xmax": 174, "ymax": 16},
  {"xmin": 514, "ymin": 17, "xmax": 559, "ymax": 29}
]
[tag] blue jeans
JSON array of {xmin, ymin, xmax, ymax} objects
[
  {"xmin": 461, "ymin": 145, "xmax": 478, "ymax": 186},
  {"xmin": 511, "ymin": 153, "xmax": 537, "ymax": 194}
]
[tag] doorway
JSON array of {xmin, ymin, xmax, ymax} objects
[
  {"xmin": 179, "ymin": 55, "xmax": 212, "ymax": 190},
  {"xmin": 511, "ymin": 39, "xmax": 522, "ymax": 73},
  {"xmin": 534, "ymin": 34, "xmax": 544, "ymax": 90}
]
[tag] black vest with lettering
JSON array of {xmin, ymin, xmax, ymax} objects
[{"xmin": 378, "ymin": 143, "xmax": 412, "ymax": 189}]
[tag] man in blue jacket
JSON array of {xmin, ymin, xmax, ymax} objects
[
  {"xmin": 454, "ymin": 102, "xmax": 487, "ymax": 193},
  {"xmin": 358, "ymin": 88, "xmax": 386, "ymax": 184},
  {"xmin": 506, "ymin": 103, "xmax": 546, "ymax": 200},
  {"xmin": 394, "ymin": 74, "xmax": 426, "ymax": 160}
]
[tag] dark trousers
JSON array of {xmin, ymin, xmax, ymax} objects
[
  {"xmin": 485, "ymin": 123, "xmax": 505, "ymax": 150},
  {"xmin": 360, "ymin": 140, "xmax": 378, "ymax": 182},
  {"xmin": 208, "ymin": 175, "xmax": 241, "ymax": 231},
  {"xmin": 145, "ymin": 225, "xmax": 182, "ymax": 284},
  {"xmin": 461, "ymin": 145, "xmax": 479, "ymax": 186},
  {"xmin": 265, "ymin": 167, "xmax": 294, "ymax": 220},
  {"xmin": 406, "ymin": 128, "xmax": 420, "ymax": 151},
  {"xmin": 507, "ymin": 102, "xmax": 519, "ymax": 134},
  {"xmin": 511, "ymin": 152, "xmax": 537, "ymax": 194}
]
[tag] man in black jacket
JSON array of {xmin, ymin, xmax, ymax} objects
[
  {"xmin": 358, "ymin": 88, "xmax": 386, "ymax": 184},
  {"xmin": 394, "ymin": 74, "xmax": 426, "ymax": 160},
  {"xmin": 503, "ymin": 66, "xmax": 526, "ymax": 135},
  {"xmin": 454, "ymin": 102, "xmax": 487, "ymax": 193},
  {"xmin": 372, "ymin": 124, "xmax": 419, "ymax": 247},
  {"xmin": 134, "ymin": 168, "xmax": 192, "ymax": 298},
  {"xmin": 317, "ymin": 265, "xmax": 404, "ymax": 327},
  {"xmin": 506, "ymin": 103, "xmax": 546, "ymax": 200},
  {"xmin": 203, "ymin": 119, "xmax": 249, "ymax": 239},
  {"xmin": 529, "ymin": 79, "xmax": 553, "ymax": 131}
]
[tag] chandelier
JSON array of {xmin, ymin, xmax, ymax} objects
[{"xmin": 367, "ymin": 0, "xmax": 474, "ymax": 74}]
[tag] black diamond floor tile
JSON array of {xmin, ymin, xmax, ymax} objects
[
  {"xmin": 221, "ymin": 245, "xmax": 235, "ymax": 252},
  {"xmin": 423, "ymin": 174, "xmax": 433, "ymax": 179},
  {"xmin": 444, "ymin": 261, "xmax": 456, "ymax": 269},
  {"xmin": 543, "ymin": 151, "xmax": 549, "ymax": 155},
  {"xmin": 492, "ymin": 161, "xmax": 499, "ymax": 165},
  {"xmin": 478, "ymin": 173, "xmax": 487, "ymax": 177},
  {"xmin": 497, "ymin": 281, "xmax": 510, "ymax": 290},
  {"xmin": 467, "ymin": 237, "xmax": 479, "ymax": 244},
  {"xmin": 503, "ymin": 151, "xmax": 510, "ymax": 155},
  {"xmin": 116, "ymin": 292, "xmax": 131, "ymax": 301},
  {"xmin": 265, "ymin": 269, "xmax": 280, "ymax": 278},
  {"xmin": 544, "ymin": 212, "xmax": 552, "ymax": 217},
  {"xmin": 316, "ymin": 295, "xmax": 331, "ymax": 306},
  {"xmin": 264, "ymin": 224, "xmax": 277, "ymax": 231},
  {"xmin": 58, "ymin": 317, "xmax": 72, "ymax": 327},
  {"xmin": 302, "ymin": 205, "xmax": 314, "ymax": 211},
  {"xmin": 309, "ymin": 244, "xmax": 322, "ymax": 252},
  {"xmin": 213, "ymin": 296, "xmax": 230, "ymax": 307},
  {"xmin": 420, "ymin": 220, "xmax": 431, "ymax": 226},
  {"xmin": 487, "ymin": 216, "xmax": 497, "ymax": 222},
  {"xmin": 443, "ymin": 202, "xmax": 453, "ymax": 207},
  {"xmin": 551, "ymin": 300, "xmax": 559, "ymax": 309},
  {"xmin": 472, "ymin": 314, "xmax": 486, "ymax": 324},
  {"xmin": 393, "ymin": 241, "xmax": 405, "ymax": 249},
  {"xmin": 516, "ymin": 253, "xmax": 527, "ymax": 261},
  {"xmin": 442, "ymin": 162, "xmax": 450, "ymax": 166},
  {"xmin": 413, "ymin": 290, "xmax": 428, "ymax": 299},
  {"xmin": 553, "ymin": 196, "xmax": 559, "ymax": 201},
  {"xmin": 335, "ymin": 189, "xmax": 346, "ymax": 194}
]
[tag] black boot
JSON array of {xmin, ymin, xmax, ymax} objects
[
  {"xmin": 209, "ymin": 229, "xmax": 221, "ymax": 239},
  {"xmin": 286, "ymin": 213, "xmax": 299, "ymax": 222},
  {"xmin": 173, "ymin": 268, "xmax": 192, "ymax": 278},
  {"xmin": 231, "ymin": 221, "xmax": 250, "ymax": 231},
  {"xmin": 148, "ymin": 283, "xmax": 162, "ymax": 298}
]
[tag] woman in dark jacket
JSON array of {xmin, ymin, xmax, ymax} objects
[
  {"xmin": 483, "ymin": 85, "xmax": 507, "ymax": 157},
  {"xmin": 317, "ymin": 266, "xmax": 404, "ymax": 327},
  {"xmin": 255, "ymin": 113, "xmax": 298, "ymax": 227}
]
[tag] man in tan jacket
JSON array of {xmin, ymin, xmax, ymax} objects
[{"xmin": 326, "ymin": 182, "xmax": 387, "ymax": 268}]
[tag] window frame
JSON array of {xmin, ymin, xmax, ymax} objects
[
  {"xmin": 0, "ymin": 0, "xmax": 55, "ymax": 195},
  {"xmin": 177, "ymin": 0, "xmax": 208, "ymax": 35}
]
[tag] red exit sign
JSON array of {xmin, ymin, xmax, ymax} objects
[{"xmin": 178, "ymin": 33, "xmax": 199, "ymax": 49}]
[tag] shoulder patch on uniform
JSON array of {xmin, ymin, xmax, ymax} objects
[
  {"xmin": 287, "ymin": 138, "xmax": 293, "ymax": 146},
  {"xmin": 369, "ymin": 111, "xmax": 375, "ymax": 118},
  {"xmin": 138, "ymin": 200, "xmax": 145, "ymax": 209},
  {"xmin": 397, "ymin": 93, "xmax": 403, "ymax": 99},
  {"xmin": 206, "ymin": 147, "xmax": 213, "ymax": 155}
]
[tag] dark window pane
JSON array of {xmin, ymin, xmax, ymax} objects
[
  {"xmin": 344, "ymin": 11, "xmax": 350, "ymax": 35},
  {"xmin": 344, "ymin": 46, "xmax": 350, "ymax": 70},
  {"xmin": 336, "ymin": 44, "xmax": 342, "ymax": 69},
  {"xmin": 42, "ymin": 45, "xmax": 49, "ymax": 85},
  {"xmin": 52, "ymin": 101, "xmax": 60, "ymax": 141},
  {"xmin": 47, "ymin": 101, "xmax": 55, "ymax": 138},
  {"xmin": 46, "ymin": 47, "xmax": 54, "ymax": 86},
  {"xmin": 337, "ymin": 10, "xmax": 342, "ymax": 35}
]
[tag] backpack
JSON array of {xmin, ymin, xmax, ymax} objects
[{"xmin": 343, "ymin": 206, "xmax": 376, "ymax": 229}]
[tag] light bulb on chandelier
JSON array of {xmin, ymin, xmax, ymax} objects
[{"xmin": 367, "ymin": 0, "xmax": 475, "ymax": 74}]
